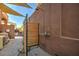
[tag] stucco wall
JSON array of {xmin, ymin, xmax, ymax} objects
[
  {"xmin": 7, "ymin": 25, "xmax": 15, "ymax": 39},
  {"xmin": 29, "ymin": 3, "xmax": 79, "ymax": 56},
  {"xmin": 0, "ymin": 11, "xmax": 8, "ymax": 32}
]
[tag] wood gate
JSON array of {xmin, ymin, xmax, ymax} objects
[
  {"xmin": 24, "ymin": 22, "xmax": 39, "ymax": 55},
  {"xmin": 27, "ymin": 22, "xmax": 39, "ymax": 47}
]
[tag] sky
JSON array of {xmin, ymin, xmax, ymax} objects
[{"xmin": 5, "ymin": 3, "xmax": 37, "ymax": 28}]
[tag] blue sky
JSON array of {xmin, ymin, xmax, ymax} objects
[{"xmin": 5, "ymin": 3, "xmax": 37, "ymax": 28}]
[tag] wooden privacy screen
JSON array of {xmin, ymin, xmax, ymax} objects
[{"xmin": 27, "ymin": 22, "xmax": 39, "ymax": 47}]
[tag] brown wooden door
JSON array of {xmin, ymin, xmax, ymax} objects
[{"xmin": 27, "ymin": 22, "xmax": 39, "ymax": 47}]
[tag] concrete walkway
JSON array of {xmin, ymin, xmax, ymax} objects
[
  {"xmin": 28, "ymin": 46, "xmax": 51, "ymax": 56},
  {"xmin": 0, "ymin": 36, "xmax": 23, "ymax": 56}
]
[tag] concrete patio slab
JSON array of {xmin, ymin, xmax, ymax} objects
[
  {"xmin": 0, "ymin": 36, "xmax": 23, "ymax": 56},
  {"xmin": 28, "ymin": 46, "xmax": 51, "ymax": 56}
]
